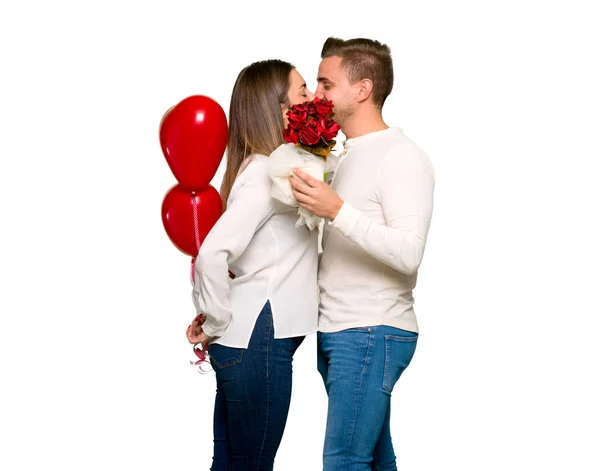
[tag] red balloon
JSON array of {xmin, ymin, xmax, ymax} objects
[
  {"xmin": 161, "ymin": 184, "xmax": 223, "ymax": 257},
  {"xmin": 160, "ymin": 95, "xmax": 228, "ymax": 191}
]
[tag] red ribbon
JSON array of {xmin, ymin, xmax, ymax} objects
[
  {"xmin": 188, "ymin": 313, "xmax": 211, "ymax": 374},
  {"xmin": 190, "ymin": 194, "xmax": 201, "ymax": 284},
  {"xmin": 188, "ymin": 197, "xmax": 236, "ymax": 374},
  {"xmin": 190, "ymin": 342, "xmax": 211, "ymax": 374}
]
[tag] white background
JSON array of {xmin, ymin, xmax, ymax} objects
[{"xmin": 1, "ymin": 0, "xmax": 599, "ymax": 469}]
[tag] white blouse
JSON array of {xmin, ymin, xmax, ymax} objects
[{"xmin": 192, "ymin": 155, "xmax": 319, "ymax": 348}]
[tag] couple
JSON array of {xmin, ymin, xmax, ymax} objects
[{"xmin": 186, "ymin": 36, "xmax": 435, "ymax": 471}]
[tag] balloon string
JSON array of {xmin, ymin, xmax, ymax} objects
[
  {"xmin": 189, "ymin": 197, "xmax": 212, "ymax": 375},
  {"xmin": 191, "ymin": 194, "xmax": 201, "ymax": 285},
  {"xmin": 192, "ymin": 194, "xmax": 201, "ymax": 251}
]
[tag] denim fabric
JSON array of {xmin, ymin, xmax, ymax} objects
[
  {"xmin": 209, "ymin": 301, "xmax": 304, "ymax": 471},
  {"xmin": 317, "ymin": 326, "xmax": 418, "ymax": 471}
]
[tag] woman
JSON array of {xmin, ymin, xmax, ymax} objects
[{"xmin": 186, "ymin": 59, "xmax": 318, "ymax": 470}]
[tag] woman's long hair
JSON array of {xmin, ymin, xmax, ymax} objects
[{"xmin": 220, "ymin": 59, "xmax": 293, "ymax": 209}]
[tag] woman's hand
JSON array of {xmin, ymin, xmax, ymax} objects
[{"xmin": 186, "ymin": 313, "xmax": 213, "ymax": 348}]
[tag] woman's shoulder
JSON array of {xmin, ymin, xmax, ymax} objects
[
  {"xmin": 231, "ymin": 154, "xmax": 271, "ymax": 194},
  {"xmin": 237, "ymin": 154, "xmax": 269, "ymax": 179},
  {"xmin": 243, "ymin": 154, "xmax": 269, "ymax": 171}
]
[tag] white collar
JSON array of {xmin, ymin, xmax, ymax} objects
[{"xmin": 344, "ymin": 127, "xmax": 403, "ymax": 148}]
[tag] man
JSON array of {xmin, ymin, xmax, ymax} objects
[{"xmin": 290, "ymin": 37, "xmax": 435, "ymax": 471}]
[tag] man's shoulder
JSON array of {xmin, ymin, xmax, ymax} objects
[{"xmin": 382, "ymin": 131, "xmax": 433, "ymax": 173}]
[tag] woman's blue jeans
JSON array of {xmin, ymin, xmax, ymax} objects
[
  {"xmin": 317, "ymin": 326, "xmax": 418, "ymax": 471},
  {"xmin": 209, "ymin": 301, "xmax": 304, "ymax": 471}
]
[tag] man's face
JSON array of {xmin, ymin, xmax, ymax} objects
[{"xmin": 315, "ymin": 56, "xmax": 357, "ymax": 127}]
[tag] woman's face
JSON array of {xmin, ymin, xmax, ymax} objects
[{"xmin": 282, "ymin": 69, "xmax": 315, "ymax": 127}]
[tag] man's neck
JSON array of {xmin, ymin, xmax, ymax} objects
[{"xmin": 342, "ymin": 107, "xmax": 388, "ymax": 139}]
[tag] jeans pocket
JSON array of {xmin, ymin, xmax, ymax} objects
[
  {"xmin": 209, "ymin": 344, "xmax": 244, "ymax": 370},
  {"xmin": 382, "ymin": 333, "xmax": 418, "ymax": 393}
]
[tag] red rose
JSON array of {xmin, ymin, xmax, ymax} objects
[
  {"xmin": 305, "ymin": 100, "xmax": 318, "ymax": 117},
  {"xmin": 315, "ymin": 98, "xmax": 334, "ymax": 117},
  {"xmin": 291, "ymin": 102, "xmax": 309, "ymax": 115},
  {"xmin": 283, "ymin": 126, "xmax": 299, "ymax": 144},
  {"xmin": 287, "ymin": 107, "xmax": 308, "ymax": 130},
  {"xmin": 289, "ymin": 103, "xmax": 306, "ymax": 114},
  {"xmin": 299, "ymin": 120, "xmax": 321, "ymax": 146},
  {"xmin": 281, "ymin": 97, "xmax": 340, "ymax": 158},
  {"xmin": 318, "ymin": 118, "xmax": 341, "ymax": 141}
]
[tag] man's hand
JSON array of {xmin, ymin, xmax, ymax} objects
[{"xmin": 289, "ymin": 169, "xmax": 343, "ymax": 221}]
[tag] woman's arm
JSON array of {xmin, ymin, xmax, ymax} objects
[{"xmin": 192, "ymin": 163, "xmax": 274, "ymax": 337}]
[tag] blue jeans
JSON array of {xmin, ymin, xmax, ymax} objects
[
  {"xmin": 209, "ymin": 301, "xmax": 304, "ymax": 471},
  {"xmin": 317, "ymin": 326, "xmax": 418, "ymax": 471}
]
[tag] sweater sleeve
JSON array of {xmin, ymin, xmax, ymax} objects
[{"xmin": 328, "ymin": 144, "xmax": 434, "ymax": 275}]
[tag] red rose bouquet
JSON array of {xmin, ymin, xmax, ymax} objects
[
  {"xmin": 283, "ymin": 98, "xmax": 341, "ymax": 159},
  {"xmin": 267, "ymin": 98, "xmax": 341, "ymax": 230}
]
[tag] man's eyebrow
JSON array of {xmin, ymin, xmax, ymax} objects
[{"xmin": 317, "ymin": 77, "xmax": 332, "ymax": 83}]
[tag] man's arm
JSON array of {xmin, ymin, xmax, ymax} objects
[{"xmin": 291, "ymin": 145, "xmax": 434, "ymax": 275}]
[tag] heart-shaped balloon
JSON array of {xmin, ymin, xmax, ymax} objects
[
  {"xmin": 160, "ymin": 95, "xmax": 228, "ymax": 191},
  {"xmin": 161, "ymin": 183, "xmax": 223, "ymax": 257}
]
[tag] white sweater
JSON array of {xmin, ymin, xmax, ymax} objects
[
  {"xmin": 318, "ymin": 128, "xmax": 435, "ymax": 333},
  {"xmin": 192, "ymin": 156, "xmax": 319, "ymax": 348}
]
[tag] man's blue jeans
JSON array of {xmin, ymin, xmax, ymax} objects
[
  {"xmin": 317, "ymin": 326, "xmax": 418, "ymax": 471},
  {"xmin": 209, "ymin": 301, "xmax": 304, "ymax": 471}
]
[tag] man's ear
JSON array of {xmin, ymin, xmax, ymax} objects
[{"xmin": 355, "ymin": 79, "xmax": 373, "ymax": 103}]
